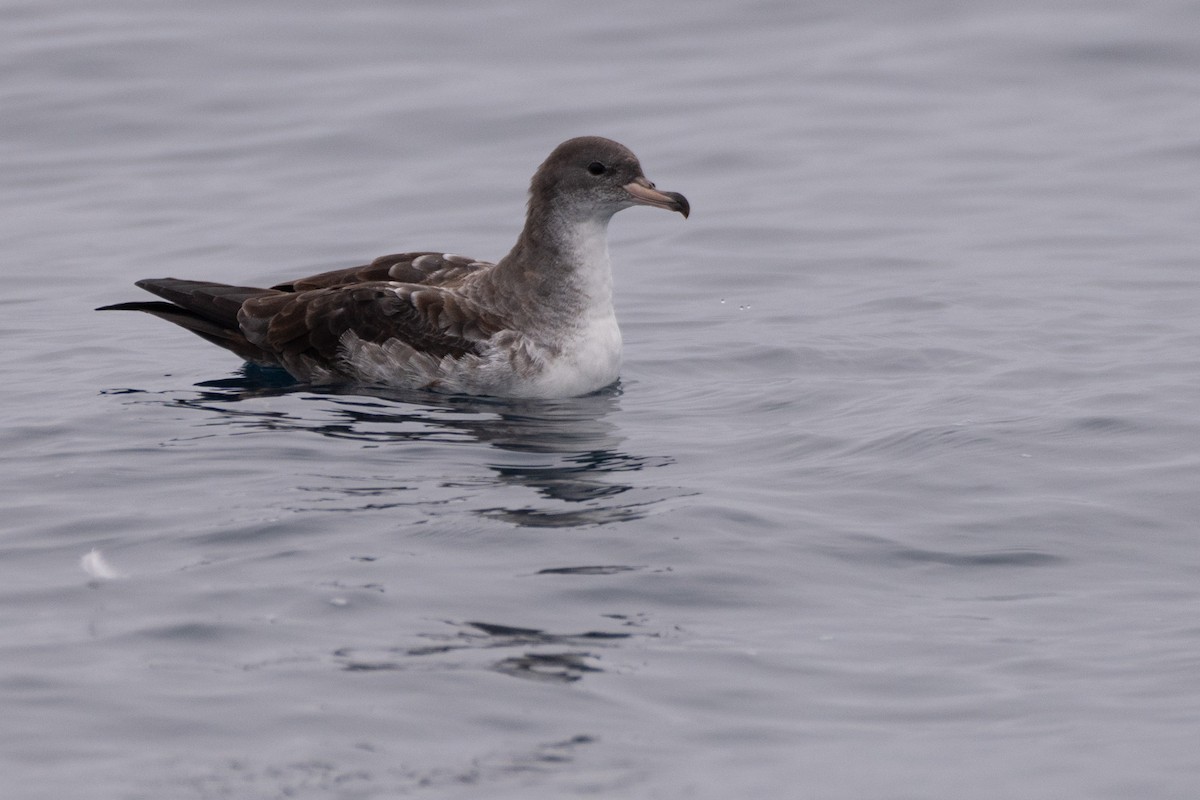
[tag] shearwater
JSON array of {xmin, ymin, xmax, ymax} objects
[{"xmin": 98, "ymin": 136, "xmax": 689, "ymax": 398}]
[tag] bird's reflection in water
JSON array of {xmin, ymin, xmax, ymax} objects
[{"xmin": 148, "ymin": 365, "xmax": 684, "ymax": 527}]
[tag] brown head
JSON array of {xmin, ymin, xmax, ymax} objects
[{"xmin": 527, "ymin": 136, "xmax": 689, "ymax": 223}]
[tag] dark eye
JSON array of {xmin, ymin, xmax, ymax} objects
[{"xmin": 587, "ymin": 161, "xmax": 607, "ymax": 176}]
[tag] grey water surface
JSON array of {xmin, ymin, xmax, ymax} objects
[{"xmin": 3, "ymin": 1, "xmax": 1200, "ymax": 797}]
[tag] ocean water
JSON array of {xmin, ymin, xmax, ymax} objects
[{"xmin": 3, "ymin": 1, "xmax": 1200, "ymax": 797}]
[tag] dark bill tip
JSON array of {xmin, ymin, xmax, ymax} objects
[{"xmin": 663, "ymin": 191, "xmax": 689, "ymax": 219}]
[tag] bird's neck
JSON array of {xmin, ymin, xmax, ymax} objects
[{"xmin": 487, "ymin": 205, "xmax": 616, "ymax": 327}]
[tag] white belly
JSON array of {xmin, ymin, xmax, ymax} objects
[{"xmin": 522, "ymin": 311, "xmax": 622, "ymax": 398}]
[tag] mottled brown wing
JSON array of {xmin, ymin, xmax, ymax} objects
[
  {"xmin": 272, "ymin": 253, "xmax": 493, "ymax": 292},
  {"xmin": 239, "ymin": 281, "xmax": 506, "ymax": 372}
]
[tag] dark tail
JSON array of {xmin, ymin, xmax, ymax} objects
[{"xmin": 97, "ymin": 278, "xmax": 283, "ymax": 365}]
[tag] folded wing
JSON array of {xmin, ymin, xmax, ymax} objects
[
  {"xmin": 272, "ymin": 252, "xmax": 492, "ymax": 292},
  {"xmin": 100, "ymin": 266, "xmax": 508, "ymax": 384}
]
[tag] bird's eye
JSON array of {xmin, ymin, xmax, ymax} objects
[{"xmin": 587, "ymin": 161, "xmax": 607, "ymax": 176}]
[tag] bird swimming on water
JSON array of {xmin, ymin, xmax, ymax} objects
[{"xmin": 98, "ymin": 136, "xmax": 689, "ymax": 399}]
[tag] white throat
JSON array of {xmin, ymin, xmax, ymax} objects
[{"xmin": 558, "ymin": 214, "xmax": 615, "ymax": 312}]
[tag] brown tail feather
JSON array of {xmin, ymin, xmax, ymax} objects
[{"xmin": 97, "ymin": 279, "xmax": 285, "ymax": 366}]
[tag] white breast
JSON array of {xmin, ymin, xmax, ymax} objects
[{"xmin": 525, "ymin": 310, "xmax": 622, "ymax": 397}]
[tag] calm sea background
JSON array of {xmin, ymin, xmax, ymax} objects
[{"xmin": 3, "ymin": 1, "xmax": 1199, "ymax": 797}]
